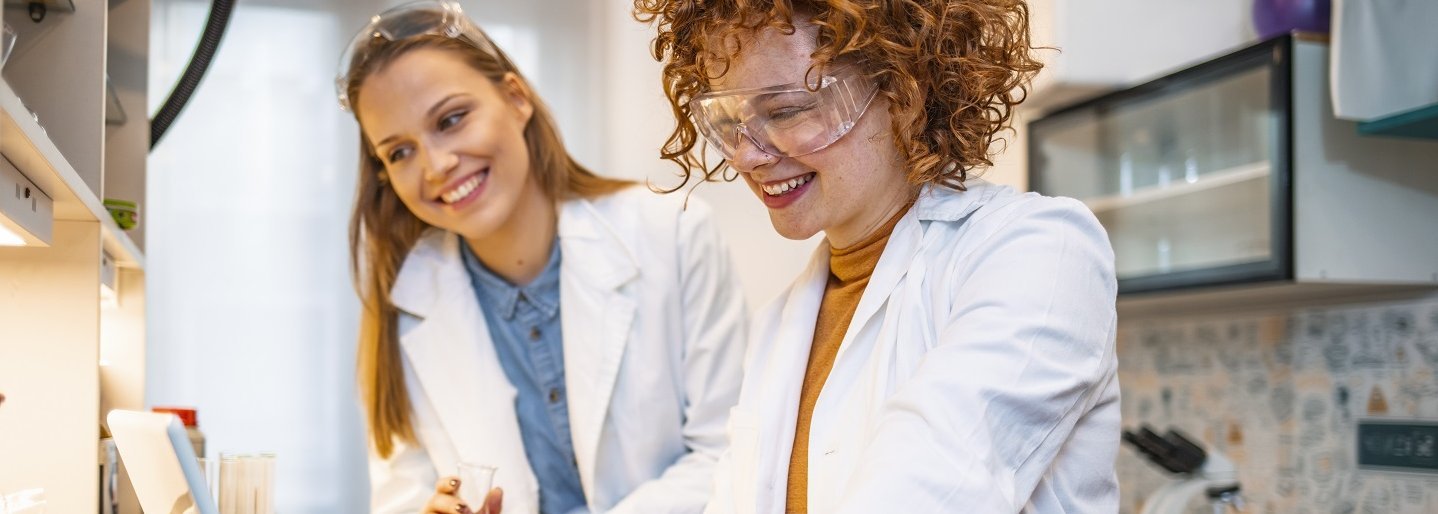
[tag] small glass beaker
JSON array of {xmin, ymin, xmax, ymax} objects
[{"xmin": 457, "ymin": 462, "xmax": 498, "ymax": 508}]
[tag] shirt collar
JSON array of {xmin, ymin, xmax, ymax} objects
[{"xmin": 460, "ymin": 238, "xmax": 562, "ymax": 320}]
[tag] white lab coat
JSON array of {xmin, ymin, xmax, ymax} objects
[
  {"xmin": 370, "ymin": 187, "xmax": 747, "ymax": 514},
  {"xmin": 707, "ymin": 181, "xmax": 1121, "ymax": 513}
]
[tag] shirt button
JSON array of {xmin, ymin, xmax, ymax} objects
[
  {"xmin": 529, "ymin": 326, "xmax": 541, "ymax": 341},
  {"xmin": 548, "ymin": 389, "xmax": 561, "ymax": 403}
]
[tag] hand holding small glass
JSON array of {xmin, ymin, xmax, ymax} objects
[{"xmin": 425, "ymin": 464, "xmax": 501, "ymax": 514}]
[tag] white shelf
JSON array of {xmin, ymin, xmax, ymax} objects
[
  {"xmin": 1, "ymin": 79, "xmax": 144, "ymax": 269},
  {"xmin": 1083, "ymin": 161, "xmax": 1271, "ymax": 214}
]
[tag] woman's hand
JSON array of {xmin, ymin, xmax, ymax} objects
[{"xmin": 424, "ymin": 476, "xmax": 503, "ymax": 514}]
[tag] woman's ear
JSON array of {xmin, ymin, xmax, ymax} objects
[{"xmin": 500, "ymin": 72, "xmax": 535, "ymax": 125}]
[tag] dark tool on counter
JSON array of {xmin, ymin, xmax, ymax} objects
[{"xmin": 1122, "ymin": 425, "xmax": 1245, "ymax": 514}]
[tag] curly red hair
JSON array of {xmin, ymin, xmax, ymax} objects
[{"xmin": 634, "ymin": 0, "xmax": 1042, "ymax": 190}]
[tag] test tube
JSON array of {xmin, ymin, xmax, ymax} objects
[
  {"xmin": 236, "ymin": 455, "xmax": 255, "ymax": 514},
  {"xmin": 258, "ymin": 453, "xmax": 277, "ymax": 514},
  {"xmin": 214, "ymin": 452, "xmax": 278, "ymax": 514},
  {"xmin": 218, "ymin": 453, "xmax": 240, "ymax": 514}
]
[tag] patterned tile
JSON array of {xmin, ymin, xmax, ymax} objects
[{"xmin": 1118, "ymin": 299, "xmax": 1438, "ymax": 513}]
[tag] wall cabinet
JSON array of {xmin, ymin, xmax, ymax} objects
[{"xmin": 1029, "ymin": 35, "xmax": 1438, "ymax": 308}]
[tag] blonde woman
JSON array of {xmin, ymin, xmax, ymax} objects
[{"xmin": 337, "ymin": 2, "xmax": 746, "ymax": 512}]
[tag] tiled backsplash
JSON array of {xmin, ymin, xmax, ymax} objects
[{"xmin": 1117, "ymin": 297, "xmax": 1438, "ymax": 513}]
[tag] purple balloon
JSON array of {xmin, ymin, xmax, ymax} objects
[{"xmin": 1253, "ymin": 0, "xmax": 1332, "ymax": 39}]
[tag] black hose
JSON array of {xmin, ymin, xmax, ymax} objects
[{"xmin": 150, "ymin": 0, "xmax": 236, "ymax": 150}]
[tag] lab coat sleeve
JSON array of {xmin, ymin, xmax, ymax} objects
[
  {"xmin": 369, "ymin": 433, "xmax": 439, "ymax": 514},
  {"xmin": 701, "ymin": 443, "xmax": 737, "ymax": 514},
  {"xmin": 608, "ymin": 198, "xmax": 748, "ymax": 514},
  {"xmin": 837, "ymin": 198, "xmax": 1119, "ymax": 513}
]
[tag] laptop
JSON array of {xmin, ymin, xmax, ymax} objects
[{"xmin": 106, "ymin": 410, "xmax": 219, "ymax": 514}]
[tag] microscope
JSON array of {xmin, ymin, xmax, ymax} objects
[{"xmin": 1123, "ymin": 425, "xmax": 1245, "ymax": 514}]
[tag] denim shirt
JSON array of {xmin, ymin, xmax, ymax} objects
[{"xmin": 461, "ymin": 240, "xmax": 587, "ymax": 514}]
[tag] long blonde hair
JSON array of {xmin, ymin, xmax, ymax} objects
[{"xmin": 343, "ymin": 27, "xmax": 630, "ymax": 458}]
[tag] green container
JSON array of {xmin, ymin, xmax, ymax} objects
[{"xmin": 103, "ymin": 199, "xmax": 138, "ymax": 230}]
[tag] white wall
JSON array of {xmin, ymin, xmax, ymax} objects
[
  {"xmin": 1030, "ymin": 0, "xmax": 1256, "ymax": 92},
  {"xmin": 457, "ymin": 0, "xmax": 607, "ymax": 170},
  {"xmin": 0, "ymin": 222, "xmax": 102, "ymax": 513},
  {"xmin": 146, "ymin": 1, "xmax": 372, "ymax": 511}
]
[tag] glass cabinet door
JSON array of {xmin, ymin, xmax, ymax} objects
[{"xmin": 1029, "ymin": 38, "xmax": 1291, "ymax": 294}]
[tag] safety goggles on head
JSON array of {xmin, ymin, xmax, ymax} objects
[
  {"xmin": 335, "ymin": 0, "xmax": 499, "ymax": 112},
  {"xmin": 689, "ymin": 65, "xmax": 878, "ymax": 161}
]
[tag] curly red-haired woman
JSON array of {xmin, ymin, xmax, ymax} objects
[{"xmin": 636, "ymin": 1, "xmax": 1120, "ymax": 512}]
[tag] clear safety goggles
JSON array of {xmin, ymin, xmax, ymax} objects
[
  {"xmin": 689, "ymin": 65, "xmax": 878, "ymax": 161},
  {"xmin": 335, "ymin": 0, "xmax": 499, "ymax": 112}
]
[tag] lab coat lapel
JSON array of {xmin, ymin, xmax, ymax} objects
[
  {"xmin": 390, "ymin": 230, "xmax": 535, "ymax": 494},
  {"xmin": 752, "ymin": 242, "xmax": 830, "ymax": 512},
  {"xmin": 831, "ymin": 182, "xmax": 996, "ymax": 367},
  {"xmin": 556, "ymin": 198, "xmax": 639, "ymax": 503},
  {"xmin": 829, "ymin": 209, "xmax": 924, "ymax": 367}
]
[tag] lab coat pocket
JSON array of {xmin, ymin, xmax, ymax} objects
[{"xmin": 724, "ymin": 407, "xmax": 761, "ymax": 514}]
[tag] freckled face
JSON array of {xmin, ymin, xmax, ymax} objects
[{"xmin": 708, "ymin": 22, "xmax": 910, "ymax": 245}]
